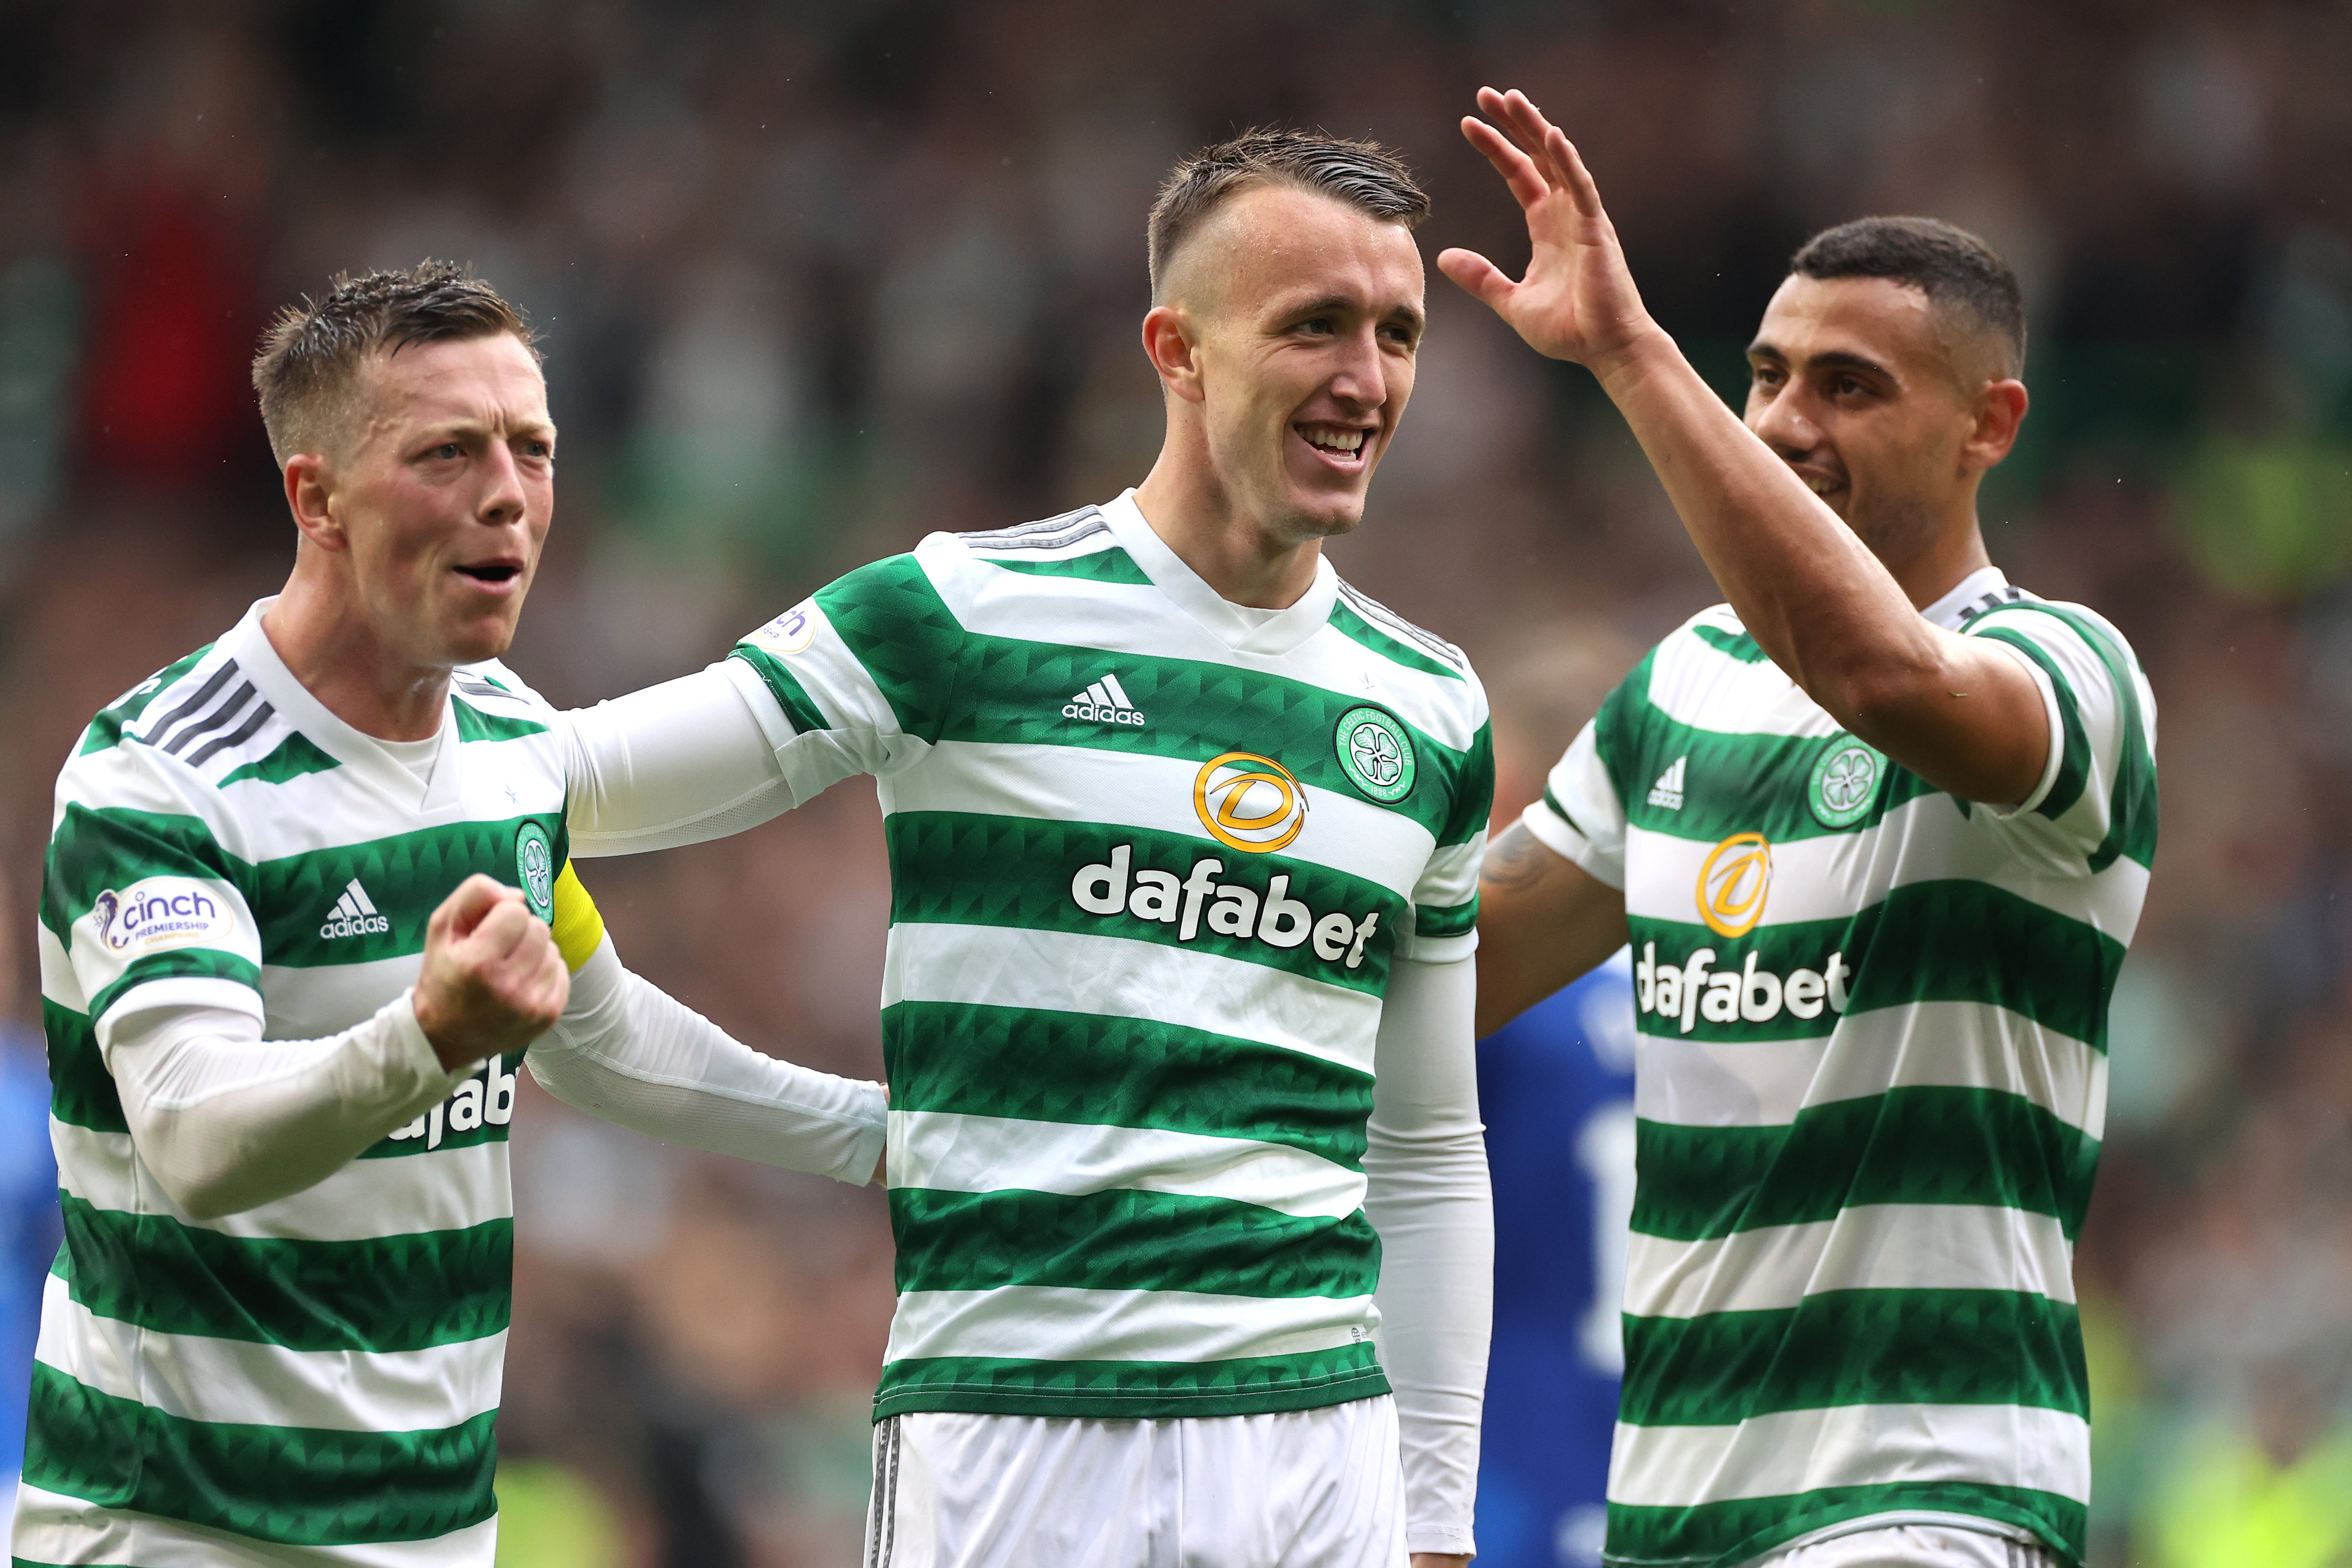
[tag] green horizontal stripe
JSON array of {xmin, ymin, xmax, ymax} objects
[
  {"xmin": 1439, "ymin": 719, "xmax": 1494, "ymax": 848},
  {"xmin": 874, "ymin": 1343, "xmax": 1389, "ymax": 1421},
  {"xmin": 77, "ymin": 645, "xmax": 213, "ymax": 757},
  {"xmin": 1621, "ymin": 1287, "xmax": 2084, "ymax": 1427},
  {"xmin": 1630, "ymin": 877, "xmax": 2125, "ymax": 1050},
  {"xmin": 982, "ymin": 547, "xmax": 1155, "ymax": 585},
  {"xmin": 1608, "ymin": 1481, "xmax": 2084, "ymax": 1568},
  {"xmin": 883, "ymin": 1001, "xmax": 1371, "ymax": 1168},
  {"xmin": 729, "ymin": 645, "xmax": 831, "ymax": 735},
  {"xmin": 85, "ymin": 948, "xmax": 260, "ymax": 1028},
  {"xmin": 1632, "ymin": 1087, "xmax": 2100, "ymax": 1243},
  {"xmin": 23, "ymin": 1363, "xmax": 496, "ymax": 1547},
  {"xmin": 218, "ymin": 730, "xmax": 341, "ymax": 788},
  {"xmin": 1327, "ymin": 597, "xmax": 1465, "ymax": 682},
  {"xmin": 1415, "ymin": 896, "xmax": 1478, "ymax": 940},
  {"xmin": 1620, "ymin": 720, "xmax": 1940, "ymax": 845},
  {"xmin": 1692, "ymin": 622, "xmax": 1772, "ymax": 663},
  {"xmin": 253, "ymin": 813, "xmax": 566, "ymax": 969},
  {"xmin": 883, "ymin": 811, "xmax": 1403, "ymax": 996},
  {"xmin": 42, "ymin": 804, "xmax": 249, "ymax": 940},
  {"xmin": 892, "ymin": 1187, "xmax": 1378, "ymax": 1299},
  {"xmin": 42, "ymin": 1000, "xmax": 123, "ymax": 1134},
  {"xmin": 803, "ymin": 553, "xmax": 1482, "ymax": 839},
  {"xmin": 450, "ymin": 697, "xmax": 548, "ymax": 743},
  {"xmin": 58, "ymin": 1195, "xmax": 510, "ymax": 1352}
]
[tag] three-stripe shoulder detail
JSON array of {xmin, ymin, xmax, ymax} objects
[
  {"xmin": 136, "ymin": 658, "xmax": 278, "ymax": 771},
  {"xmin": 957, "ymin": 506, "xmax": 1111, "ymax": 554},
  {"xmin": 1334, "ymin": 581, "xmax": 1465, "ymax": 672}
]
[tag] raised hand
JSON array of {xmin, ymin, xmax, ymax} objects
[
  {"xmin": 1437, "ymin": 87, "xmax": 1662, "ymax": 375},
  {"xmin": 413, "ymin": 874, "xmax": 570, "ymax": 1069}
]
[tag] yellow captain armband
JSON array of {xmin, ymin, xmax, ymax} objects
[{"xmin": 550, "ymin": 860, "xmax": 608, "ymax": 973}]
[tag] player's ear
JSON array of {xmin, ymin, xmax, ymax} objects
[
  {"xmin": 1960, "ymin": 378, "xmax": 2028, "ymax": 475},
  {"xmin": 1141, "ymin": 305, "xmax": 1207, "ymax": 405},
  {"xmin": 284, "ymin": 451, "xmax": 350, "ymax": 552}
]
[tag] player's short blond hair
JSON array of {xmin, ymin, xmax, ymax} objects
[{"xmin": 251, "ymin": 260, "xmax": 538, "ymax": 466}]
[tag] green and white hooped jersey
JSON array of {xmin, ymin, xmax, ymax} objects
[
  {"xmin": 18, "ymin": 601, "xmax": 569, "ymax": 1567},
  {"xmin": 721, "ymin": 489, "xmax": 1492, "ymax": 1423},
  {"xmin": 1523, "ymin": 569, "xmax": 2157, "ymax": 1568}
]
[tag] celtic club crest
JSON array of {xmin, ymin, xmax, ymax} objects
[
  {"xmin": 1334, "ymin": 706, "xmax": 1416, "ymax": 804},
  {"xmin": 1808, "ymin": 738, "xmax": 1883, "ymax": 830},
  {"xmin": 514, "ymin": 821, "xmax": 556, "ymax": 922}
]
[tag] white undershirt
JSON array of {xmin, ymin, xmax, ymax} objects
[{"xmin": 374, "ymin": 730, "xmax": 439, "ymax": 787}]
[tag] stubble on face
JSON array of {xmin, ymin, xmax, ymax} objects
[
  {"xmin": 1744, "ymin": 275, "xmax": 1981, "ymax": 575},
  {"xmin": 1160, "ymin": 184, "xmax": 1425, "ymax": 549}
]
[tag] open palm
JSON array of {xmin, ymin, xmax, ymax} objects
[{"xmin": 1437, "ymin": 88, "xmax": 1658, "ymax": 372}]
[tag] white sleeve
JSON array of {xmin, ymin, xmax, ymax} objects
[
  {"xmin": 1362, "ymin": 953, "xmax": 1492, "ymax": 1559},
  {"xmin": 561, "ymin": 666, "xmax": 799, "ymax": 856},
  {"xmin": 105, "ymin": 993, "xmax": 468, "ymax": 1220},
  {"xmin": 527, "ymin": 936, "xmax": 887, "ymax": 1184},
  {"xmin": 1521, "ymin": 716, "xmax": 1628, "ymax": 891}
]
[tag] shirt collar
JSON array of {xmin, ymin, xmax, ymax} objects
[
  {"xmin": 1098, "ymin": 489, "xmax": 1339, "ymax": 657},
  {"xmin": 226, "ymin": 597, "xmax": 461, "ymax": 813},
  {"xmin": 1919, "ymin": 565, "xmax": 2016, "ymax": 631}
]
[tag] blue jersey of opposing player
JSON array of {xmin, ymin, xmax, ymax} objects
[
  {"xmin": 1472, "ymin": 950, "xmax": 1637, "ymax": 1568},
  {"xmin": 0, "ymin": 1021, "xmax": 61, "ymax": 1509}
]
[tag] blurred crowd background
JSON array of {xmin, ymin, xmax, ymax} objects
[{"xmin": 4, "ymin": 1, "xmax": 2351, "ymax": 1564}]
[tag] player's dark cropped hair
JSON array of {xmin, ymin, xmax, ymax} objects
[
  {"xmin": 1791, "ymin": 217, "xmax": 2026, "ymax": 379},
  {"xmin": 251, "ymin": 260, "xmax": 538, "ymax": 466},
  {"xmin": 1148, "ymin": 129, "xmax": 1428, "ymax": 300}
]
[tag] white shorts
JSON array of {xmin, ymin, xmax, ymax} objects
[
  {"xmin": 1749, "ymin": 1523, "xmax": 2060, "ymax": 1568},
  {"xmin": 863, "ymin": 1396, "xmax": 1407, "ymax": 1568}
]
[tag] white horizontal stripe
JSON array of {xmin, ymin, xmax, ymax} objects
[
  {"xmin": 891, "ymin": 1110, "xmax": 1365, "ymax": 1220},
  {"xmin": 1644, "ymin": 621, "xmax": 1830, "ymax": 737},
  {"xmin": 1623, "ymin": 796, "xmax": 2150, "ymax": 943},
  {"xmin": 259, "ymin": 953, "xmax": 424, "ymax": 1038},
  {"xmin": 36, "ymin": 918, "xmax": 84, "ymax": 1010},
  {"xmin": 883, "ymin": 739, "xmax": 1434, "ymax": 898},
  {"xmin": 10, "ymin": 1483, "xmax": 499, "ymax": 1567},
  {"xmin": 1623, "ymin": 1204, "xmax": 2079, "ymax": 1319},
  {"xmin": 887, "ymin": 1284, "xmax": 1373, "ymax": 1365},
  {"xmin": 1609, "ymin": 1401, "xmax": 2090, "ymax": 1508},
  {"xmin": 934, "ymin": 547, "xmax": 1483, "ymax": 752},
  {"xmin": 35, "ymin": 1272, "xmax": 504, "ymax": 1433},
  {"xmin": 52, "ymin": 1117, "xmax": 512, "ymax": 1243},
  {"xmin": 1634, "ymin": 1001, "xmax": 2107, "ymax": 1136},
  {"xmin": 883, "ymin": 922, "xmax": 1383, "ymax": 1077}
]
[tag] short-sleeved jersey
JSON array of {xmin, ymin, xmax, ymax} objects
[
  {"xmin": 16, "ymin": 600, "xmax": 573, "ymax": 1568},
  {"xmin": 1520, "ymin": 570, "xmax": 2156, "ymax": 1568},
  {"xmin": 721, "ymin": 491, "xmax": 1493, "ymax": 1422}
]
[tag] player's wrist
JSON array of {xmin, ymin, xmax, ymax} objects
[{"xmin": 1586, "ymin": 317, "xmax": 1681, "ymax": 400}]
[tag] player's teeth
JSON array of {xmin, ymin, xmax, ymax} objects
[{"xmin": 1808, "ymin": 477, "xmax": 1835, "ymax": 494}]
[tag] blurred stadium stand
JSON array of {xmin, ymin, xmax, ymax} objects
[{"xmin": 4, "ymin": 2, "xmax": 2351, "ymax": 1563}]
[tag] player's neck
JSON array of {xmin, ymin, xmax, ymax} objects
[
  {"xmin": 1882, "ymin": 508, "xmax": 1994, "ymax": 614},
  {"xmin": 263, "ymin": 567, "xmax": 453, "ymax": 743},
  {"xmin": 1133, "ymin": 455, "xmax": 1324, "ymax": 611}
]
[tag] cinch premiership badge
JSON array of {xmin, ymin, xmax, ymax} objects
[
  {"xmin": 1809, "ymin": 738, "xmax": 1884, "ymax": 829},
  {"xmin": 1334, "ymin": 706, "xmax": 1416, "ymax": 803},
  {"xmin": 514, "ymin": 822, "xmax": 555, "ymax": 922}
]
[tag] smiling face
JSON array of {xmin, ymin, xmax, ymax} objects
[
  {"xmin": 322, "ymin": 333, "xmax": 555, "ymax": 669},
  {"xmin": 1160, "ymin": 183, "xmax": 1426, "ymax": 545},
  {"xmin": 1744, "ymin": 274, "xmax": 2012, "ymax": 569}
]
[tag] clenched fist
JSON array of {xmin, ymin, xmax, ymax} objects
[{"xmin": 412, "ymin": 874, "xmax": 569, "ymax": 1070}]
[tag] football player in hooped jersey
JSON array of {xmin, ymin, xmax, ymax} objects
[
  {"xmin": 16, "ymin": 265, "xmax": 887, "ymax": 1568},
  {"xmin": 555, "ymin": 133, "xmax": 1493, "ymax": 1567},
  {"xmin": 1451, "ymin": 92, "xmax": 2155, "ymax": 1568}
]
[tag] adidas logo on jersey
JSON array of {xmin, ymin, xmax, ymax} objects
[
  {"xmin": 319, "ymin": 878, "xmax": 391, "ymax": 940},
  {"xmin": 1064, "ymin": 671, "xmax": 1146, "ymax": 727},
  {"xmin": 1648, "ymin": 756, "xmax": 1687, "ymax": 811}
]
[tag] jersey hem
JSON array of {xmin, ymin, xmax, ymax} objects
[{"xmin": 870, "ymin": 1367, "xmax": 1392, "ymax": 1423}]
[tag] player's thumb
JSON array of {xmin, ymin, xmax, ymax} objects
[{"xmin": 1437, "ymin": 248, "xmax": 1514, "ymax": 312}]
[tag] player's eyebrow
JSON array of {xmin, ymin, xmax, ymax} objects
[
  {"xmin": 1281, "ymin": 293, "xmax": 1426, "ymax": 336},
  {"xmin": 1749, "ymin": 341, "xmax": 1891, "ymax": 379}
]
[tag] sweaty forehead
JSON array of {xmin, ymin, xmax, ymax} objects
[{"xmin": 1166, "ymin": 183, "xmax": 1423, "ymax": 321}]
